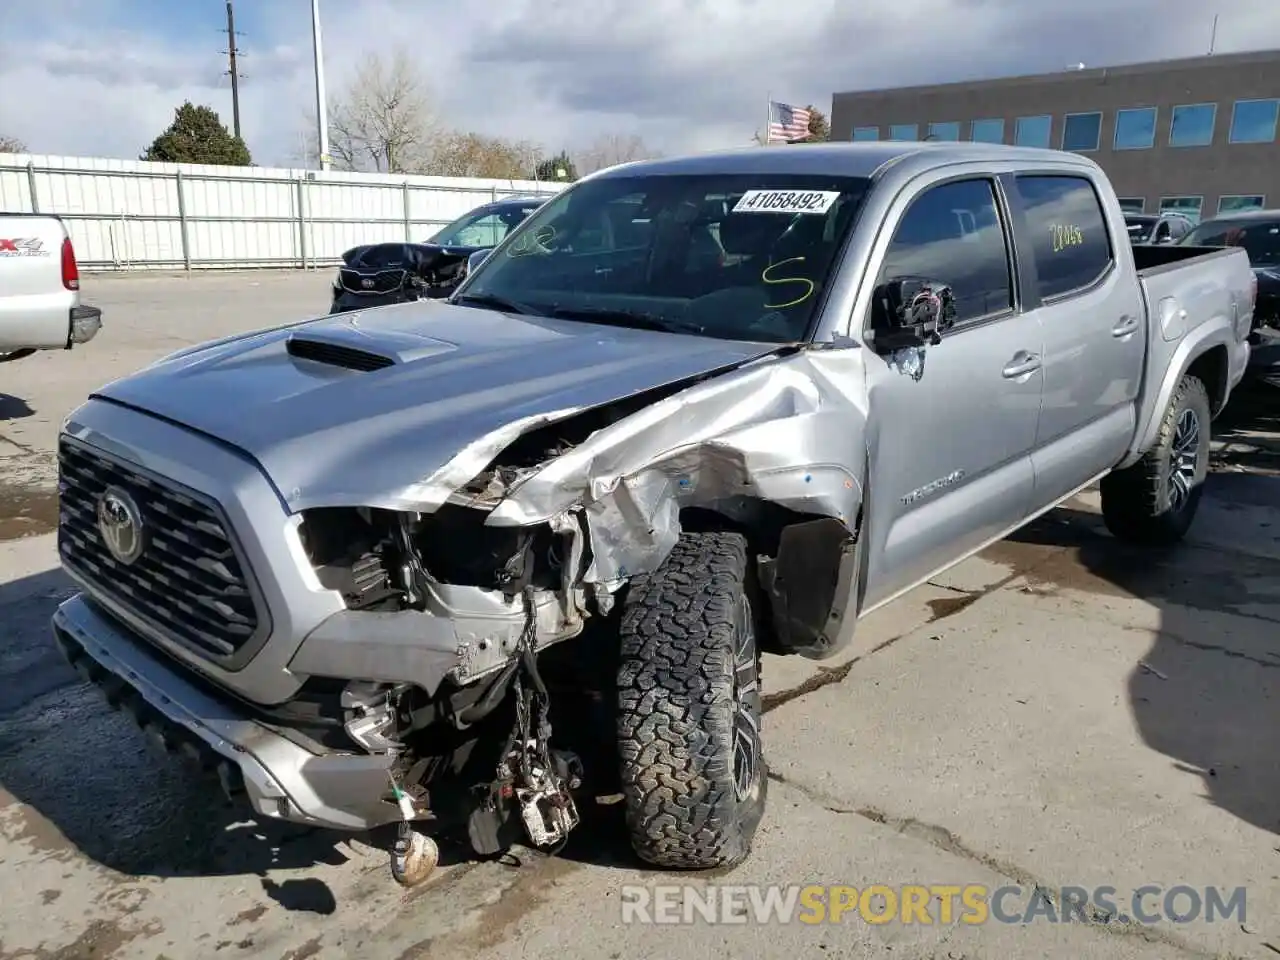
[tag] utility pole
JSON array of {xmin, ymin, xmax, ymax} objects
[
  {"xmin": 223, "ymin": 1, "xmax": 245, "ymax": 140},
  {"xmin": 311, "ymin": 0, "xmax": 331, "ymax": 171}
]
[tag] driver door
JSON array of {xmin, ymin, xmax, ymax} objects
[{"xmin": 860, "ymin": 174, "xmax": 1044, "ymax": 610}]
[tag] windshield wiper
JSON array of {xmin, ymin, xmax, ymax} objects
[
  {"xmin": 452, "ymin": 292, "xmax": 541, "ymax": 316},
  {"xmin": 548, "ymin": 306, "xmax": 703, "ymax": 335}
]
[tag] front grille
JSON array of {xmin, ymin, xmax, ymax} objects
[
  {"xmin": 339, "ymin": 268, "xmax": 404, "ymax": 295},
  {"xmin": 57, "ymin": 438, "xmax": 266, "ymax": 664}
]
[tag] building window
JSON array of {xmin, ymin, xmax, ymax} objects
[
  {"xmin": 1218, "ymin": 195, "xmax": 1265, "ymax": 215},
  {"xmin": 1229, "ymin": 99, "xmax": 1279, "ymax": 144},
  {"xmin": 927, "ymin": 121, "xmax": 961, "ymax": 141},
  {"xmin": 889, "ymin": 123, "xmax": 918, "ymax": 141},
  {"xmin": 970, "ymin": 118, "xmax": 1004, "ymax": 143},
  {"xmin": 1116, "ymin": 197, "xmax": 1146, "ymax": 213},
  {"xmin": 1169, "ymin": 103, "xmax": 1216, "ymax": 147},
  {"xmin": 1014, "ymin": 115, "xmax": 1052, "ymax": 148},
  {"xmin": 1159, "ymin": 196, "xmax": 1203, "ymax": 224},
  {"xmin": 1061, "ymin": 112, "xmax": 1103, "ymax": 152},
  {"xmin": 1114, "ymin": 107, "xmax": 1157, "ymax": 150},
  {"xmin": 853, "ymin": 126, "xmax": 880, "ymax": 141}
]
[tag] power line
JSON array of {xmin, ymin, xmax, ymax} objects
[{"xmin": 222, "ymin": 1, "xmax": 245, "ymax": 140}]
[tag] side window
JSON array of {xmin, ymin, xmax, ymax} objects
[
  {"xmin": 877, "ymin": 178, "xmax": 1013, "ymax": 325},
  {"xmin": 1154, "ymin": 221, "xmax": 1171, "ymax": 243},
  {"xmin": 1015, "ymin": 175, "xmax": 1114, "ymax": 300}
]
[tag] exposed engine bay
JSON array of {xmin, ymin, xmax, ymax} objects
[{"xmin": 280, "ymin": 352, "xmax": 865, "ymax": 884}]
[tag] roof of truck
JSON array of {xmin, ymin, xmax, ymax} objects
[{"xmin": 588, "ymin": 141, "xmax": 1091, "ymax": 182}]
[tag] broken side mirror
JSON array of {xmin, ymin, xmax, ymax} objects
[{"xmin": 871, "ymin": 278, "xmax": 957, "ymax": 353}]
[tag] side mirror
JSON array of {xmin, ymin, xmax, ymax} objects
[
  {"xmin": 466, "ymin": 249, "xmax": 492, "ymax": 273},
  {"xmin": 871, "ymin": 278, "xmax": 957, "ymax": 353}
]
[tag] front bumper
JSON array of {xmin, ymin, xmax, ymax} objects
[
  {"xmin": 52, "ymin": 593, "xmax": 401, "ymax": 833},
  {"xmin": 68, "ymin": 304, "xmax": 102, "ymax": 346}
]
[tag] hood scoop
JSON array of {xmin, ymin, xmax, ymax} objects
[{"xmin": 286, "ymin": 335, "xmax": 395, "ymax": 372}]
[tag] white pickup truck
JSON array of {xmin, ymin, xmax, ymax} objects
[{"xmin": 0, "ymin": 213, "xmax": 102, "ymax": 363}]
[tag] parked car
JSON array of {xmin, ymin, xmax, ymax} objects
[
  {"xmin": 0, "ymin": 213, "xmax": 101, "ymax": 363},
  {"xmin": 1177, "ymin": 209, "xmax": 1280, "ymax": 334},
  {"xmin": 52, "ymin": 142, "xmax": 1253, "ymax": 888},
  {"xmin": 329, "ymin": 196, "xmax": 548, "ymax": 313},
  {"xmin": 1124, "ymin": 212, "xmax": 1194, "ymax": 246}
]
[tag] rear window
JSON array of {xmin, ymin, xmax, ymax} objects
[{"xmin": 1016, "ymin": 176, "xmax": 1114, "ymax": 300}]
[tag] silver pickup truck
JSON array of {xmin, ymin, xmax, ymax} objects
[
  {"xmin": 51, "ymin": 142, "xmax": 1253, "ymax": 885},
  {"xmin": 0, "ymin": 213, "xmax": 102, "ymax": 362}
]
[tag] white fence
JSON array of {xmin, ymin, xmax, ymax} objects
[{"xmin": 0, "ymin": 153, "xmax": 567, "ymax": 272}]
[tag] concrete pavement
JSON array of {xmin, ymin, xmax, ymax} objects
[{"xmin": 1, "ymin": 271, "xmax": 1277, "ymax": 959}]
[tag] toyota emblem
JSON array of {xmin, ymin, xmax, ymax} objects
[
  {"xmin": 96, "ymin": 486, "xmax": 146, "ymax": 565},
  {"xmin": 361, "ymin": 278, "xmax": 374, "ymax": 289}
]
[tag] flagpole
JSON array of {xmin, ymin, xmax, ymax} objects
[{"xmin": 764, "ymin": 91, "xmax": 771, "ymax": 146}]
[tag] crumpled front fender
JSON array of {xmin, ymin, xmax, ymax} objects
[{"xmin": 487, "ymin": 348, "xmax": 870, "ymax": 591}]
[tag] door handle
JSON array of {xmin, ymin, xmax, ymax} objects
[
  {"xmin": 1001, "ymin": 352, "xmax": 1042, "ymax": 379},
  {"xmin": 1112, "ymin": 314, "xmax": 1140, "ymax": 337}
]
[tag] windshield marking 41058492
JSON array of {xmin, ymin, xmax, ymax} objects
[{"xmin": 732, "ymin": 189, "xmax": 841, "ymax": 215}]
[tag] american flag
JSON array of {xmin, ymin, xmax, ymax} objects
[{"xmin": 767, "ymin": 100, "xmax": 812, "ymax": 143}]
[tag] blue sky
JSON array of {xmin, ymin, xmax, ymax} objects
[{"xmin": 1, "ymin": 0, "xmax": 1278, "ymax": 169}]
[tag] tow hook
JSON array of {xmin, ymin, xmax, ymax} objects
[{"xmin": 388, "ymin": 779, "xmax": 439, "ymax": 888}]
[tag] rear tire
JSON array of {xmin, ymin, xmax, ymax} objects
[
  {"xmin": 1100, "ymin": 374, "xmax": 1211, "ymax": 546},
  {"xmin": 615, "ymin": 530, "xmax": 767, "ymax": 870}
]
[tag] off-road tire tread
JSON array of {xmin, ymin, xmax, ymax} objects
[
  {"xmin": 1100, "ymin": 374, "xmax": 1210, "ymax": 546},
  {"xmin": 616, "ymin": 530, "xmax": 766, "ymax": 870}
]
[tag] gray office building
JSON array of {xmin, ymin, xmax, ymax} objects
[{"xmin": 829, "ymin": 49, "xmax": 1280, "ymax": 224}]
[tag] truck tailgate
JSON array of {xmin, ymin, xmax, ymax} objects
[{"xmin": 0, "ymin": 215, "xmax": 77, "ymax": 350}]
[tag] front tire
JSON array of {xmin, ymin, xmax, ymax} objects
[
  {"xmin": 1100, "ymin": 373, "xmax": 1211, "ymax": 546},
  {"xmin": 615, "ymin": 530, "xmax": 767, "ymax": 870}
]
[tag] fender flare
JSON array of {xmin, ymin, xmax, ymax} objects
[{"xmin": 1117, "ymin": 323, "xmax": 1233, "ymax": 470}]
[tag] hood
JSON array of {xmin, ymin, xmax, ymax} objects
[{"xmin": 94, "ymin": 302, "xmax": 783, "ymax": 511}]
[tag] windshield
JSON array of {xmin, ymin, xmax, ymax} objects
[
  {"xmin": 1180, "ymin": 219, "xmax": 1280, "ymax": 266},
  {"xmin": 430, "ymin": 202, "xmax": 542, "ymax": 248},
  {"xmin": 455, "ymin": 173, "xmax": 872, "ymax": 343}
]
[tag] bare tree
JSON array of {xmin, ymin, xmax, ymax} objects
[
  {"xmin": 429, "ymin": 132, "xmax": 540, "ymax": 180},
  {"xmin": 0, "ymin": 135, "xmax": 28, "ymax": 154},
  {"xmin": 325, "ymin": 48, "xmax": 437, "ymax": 173},
  {"xmin": 577, "ymin": 133, "xmax": 661, "ymax": 175}
]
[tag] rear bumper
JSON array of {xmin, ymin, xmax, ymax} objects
[
  {"xmin": 52, "ymin": 593, "xmax": 400, "ymax": 833},
  {"xmin": 68, "ymin": 304, "xmax": 102, "ymax": 346}
]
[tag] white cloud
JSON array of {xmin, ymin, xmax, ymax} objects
[{"xmin": 1, "ymin": 0, "xmax": 1278, "ymax": 166}]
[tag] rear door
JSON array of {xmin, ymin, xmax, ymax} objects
[
  {"xmin": 0, "ymin": 215, "xmax": 73, "ymax": 350},
  {"xmin": 859, "ymin": 173, "xmax": 1044, "ymax": 609},
  {"xmin": 1010, "ymin": 173, "xmax": 1145, "ymax": 507}
]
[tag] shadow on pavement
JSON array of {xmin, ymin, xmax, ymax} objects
[
  {"xmin": 1006, "ymin": 397, "xmax": 1280, "ymax": 837},
  {"xmin": 0, "ymin": 394, "xmax": 35, "ymax": 421}
]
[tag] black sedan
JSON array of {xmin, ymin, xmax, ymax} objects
[{"xmin": 329, "ymin": 195, "xmax": 548, "ymax": 314}]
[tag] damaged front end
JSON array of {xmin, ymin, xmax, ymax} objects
[{"xmin": 284, "ymin": 346, "xmax": 869, "ymax": 880}]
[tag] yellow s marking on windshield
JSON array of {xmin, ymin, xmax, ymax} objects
[
  {"xmin": 762, "ymin": 257, "xmax": 815, "ymax": 309},
  {"xmin": 1050, "ymin": 223, "xmax": 1084, "ymax": 253},
  {"xmin": 507, "ymin": 224, "xmax": 558, "ymax": 258}
]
